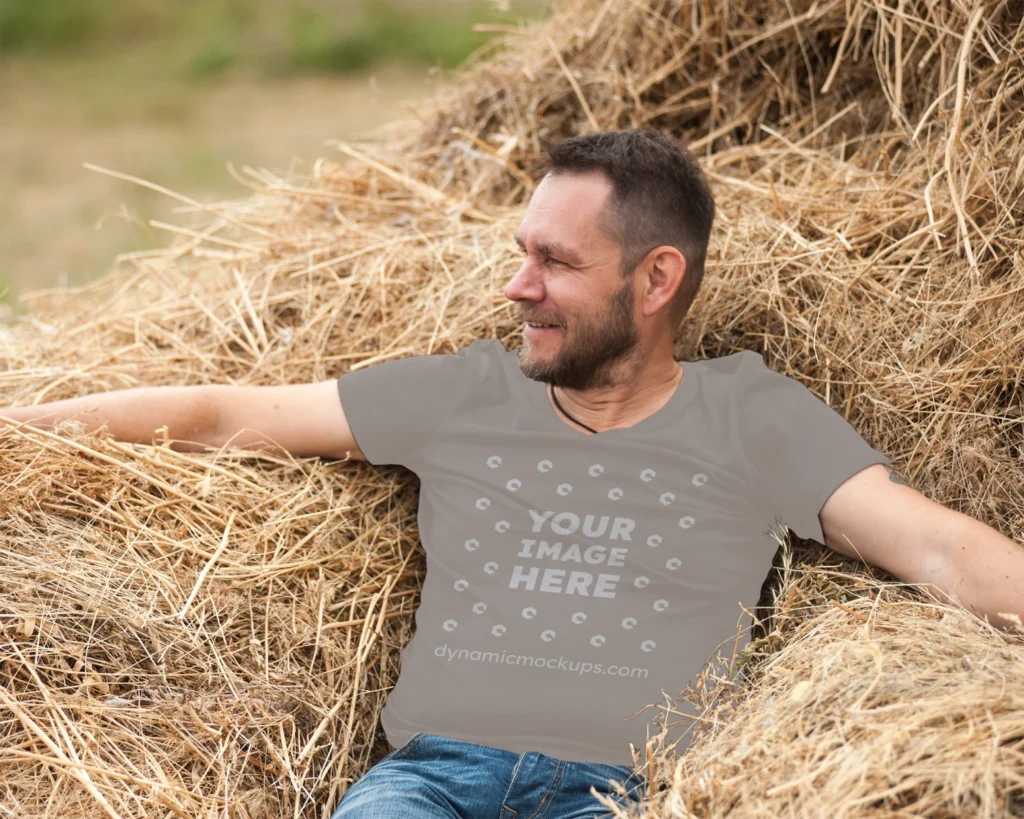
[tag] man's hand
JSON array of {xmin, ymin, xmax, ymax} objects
[{"xmin": 1, "ymin": 387, "xmax": 220, "ymax": 452}]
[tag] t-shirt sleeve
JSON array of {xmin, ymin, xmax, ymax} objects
[
  {"xmin": 336, "ymin": 338, "xmax": 492, "ymax": 469},
  {"xmin": 736, "ymin": 350, "xmax": 892, "ymax": 543}
]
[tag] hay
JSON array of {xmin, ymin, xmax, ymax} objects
[
  {"xmin": 633, "ymin": 539, "xmax": 1024, "ymax": 817},
  {"xmin": 1, "ymin": 0, "xmax": 1023, "ymax": 815}
]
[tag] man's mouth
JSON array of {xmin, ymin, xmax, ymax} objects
[
  {"xmin": 525, "ymin": 321, "xmax": 561, "ymax": 338},
  {"xmin": 524, "ymin": 322, "xmax": 562, "ymax": 341}
]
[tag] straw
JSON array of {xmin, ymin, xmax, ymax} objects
[{"xmin": 2, "ymin": 0, "xmax": 1022, "ymax": 815}]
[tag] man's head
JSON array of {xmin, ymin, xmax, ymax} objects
[{"xmin": 505, "ymin": 129, "xmax": 715, "ymax": 390}]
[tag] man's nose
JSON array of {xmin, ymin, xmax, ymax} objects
[{"xmin": 505, "ymin": 260, "xmax": 543, "ymax": 303}]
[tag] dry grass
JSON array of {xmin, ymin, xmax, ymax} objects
[{"xmin": 1, "ymin": 0, "xmax": 1022, "ymax": 816}]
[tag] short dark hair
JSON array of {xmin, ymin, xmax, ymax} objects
[{"xmin": 545, "ymin": 130, "xmax": 715, "ymax": 325}]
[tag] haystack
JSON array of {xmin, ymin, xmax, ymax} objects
[{"xmin": 2, "ymin": 0, "xmax": 1022, "ymax": 816}]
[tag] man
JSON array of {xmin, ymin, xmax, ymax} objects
[{"xmin": 2, "ymin": 130, "xmax": 1021, "ymax": 819}]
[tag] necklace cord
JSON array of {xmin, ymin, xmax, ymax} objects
[
  {"xmin": 549, "ymin": 385, "xmax": 599, "ymax": 434},
  {"xmin": 548, "ymin": 364, "xmax": 683, "ymax": 436}
]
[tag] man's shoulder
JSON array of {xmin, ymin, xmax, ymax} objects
[
  {"xmin": 449, "ymin": 337, "xmax": 510, "ymax": 374},
  {"xmin": 446, "ymin": 337, "xmax": 513, "ymax": 391},
  {"xmin": 690, "ymin": 350, "xmax": 787, "ymax": 409},
  {"xmin": 693, "ymin": 349, "xmax": 763, "ymax": 377},
  {"xmin": 457, "ymin": 337, "xmax": 508, "ymax": 358},
  {"xmin": 395, "ymin": 337, "xmax": 506, "ymax": 373}
]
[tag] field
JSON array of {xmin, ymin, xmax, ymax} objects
[{"xmin": 0, "ymin": 0, "xmax": 546, "ymax": 304}]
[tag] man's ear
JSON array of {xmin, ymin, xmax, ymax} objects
[{"xmin": 640, "ymin": 246, "xmax": 686, "ymax": 318}]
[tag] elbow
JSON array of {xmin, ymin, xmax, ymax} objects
[
  {"xmin": 200, "ymin": 386, "xmax": 227, "ymax": 447},
  {"xmin": 922, "ymin": 511, "xmax": 974, "ymax": 609},
  {"xmin": 169, "ymin": 386, "xmax": 223, "ymax": 451}
]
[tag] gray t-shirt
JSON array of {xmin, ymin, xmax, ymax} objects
[{"xmin": 336, "ymin": 338, "xmax": 890, "ymax": 766}]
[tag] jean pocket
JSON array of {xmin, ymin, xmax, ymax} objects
[{"xmin": 379, "ymin": 731, "xmax": 427, "ymax": 764}]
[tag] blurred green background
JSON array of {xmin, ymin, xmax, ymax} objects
[{"xmin": 0, "ymin": 0, "xmax": 546, "ymax": 305}]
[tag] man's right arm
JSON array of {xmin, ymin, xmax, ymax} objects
[{"xmin": 0, "ymin": 380, "xmax": 366, "ymax": 461}]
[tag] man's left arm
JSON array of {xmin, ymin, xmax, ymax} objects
[{"xmin": 819, "ymin": 463, "xmax": 1024, "ymax": 631}]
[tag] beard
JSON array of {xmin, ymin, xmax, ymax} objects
[{"xmin": 517, "ymin": 276, "xmax": 640, "ymax": 392}]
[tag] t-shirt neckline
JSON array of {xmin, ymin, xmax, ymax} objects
[{"xmin": 515, "ymin": 354, "xmax": 701, "ymax": 439}]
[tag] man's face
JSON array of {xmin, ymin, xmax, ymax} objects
[{"xmin": 504, "ymin": 171, "xmax": 640, "ymax": 392}]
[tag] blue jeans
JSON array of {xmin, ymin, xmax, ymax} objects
[{"xmin": 331, "ymin": 732, "xmax": 646, "ymax": 818}]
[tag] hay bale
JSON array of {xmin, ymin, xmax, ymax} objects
[{"xmin": 1, "ymin": 0, "xmax": 1022, "ymax": 816}]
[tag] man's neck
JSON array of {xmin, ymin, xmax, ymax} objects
[{"xmin": 547, "ymin": 361, "xmax": 684, "ymax": 434}]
